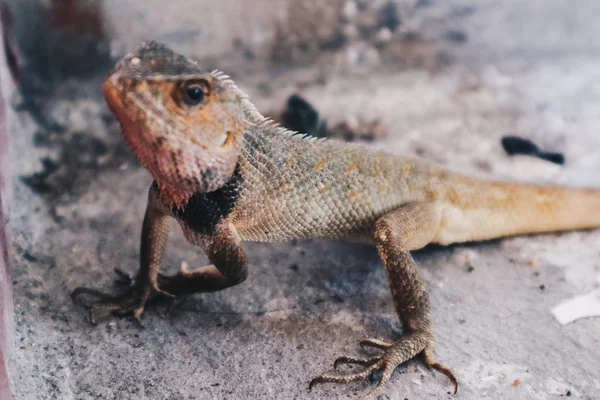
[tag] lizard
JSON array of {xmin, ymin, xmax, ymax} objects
[{"xmin": 72, "ymin": 41, "xmax": 600, "ymax": 399}]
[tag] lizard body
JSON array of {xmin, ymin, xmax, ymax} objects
[
  {"xmin": 218, "ymin": 125, "xmax": 600, "ymax": 245},
  {"xmin": 73, "ymin": 41, "xmax": 600, "ymax": 399}
]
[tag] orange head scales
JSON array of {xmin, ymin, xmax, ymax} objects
[{"xmin": 102, "ymin": 41, "xmax": 250, "ymax": 205}]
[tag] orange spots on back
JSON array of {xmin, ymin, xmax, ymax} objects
[
  {"xmin": 401, "ymin": 162, "xmax": 412, "ymax": 176},
  {"xmin": 318, "ymin": 185, "xmax": 329, "ymax": 194},
  {"xmin": 376, "ymin": 183, "xmax": 392, "ymax": 196},
  {"xmin": 345, "ymin": 163, "xmax": 358, "ymax": 173},
  {"xmin": 446, "ymin": 187, "xmax": 461, "ymax": 204},
  {"xmin": 280, "ymin": 182, "xmax": 293, "ymax": 193},
  {"xmin": 425, "ymin": 187, "xmax": 439, "ymax": 200},
  {"xmin": 372, "ymin": 158, "xmax": 383, "ymax": 176},
  {"xmin": 314, "ymin": 160, "xmax": 326, "ymax": 170}
]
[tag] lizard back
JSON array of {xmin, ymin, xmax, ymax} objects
[{"xmin": 230, "ymin": 124, "xmax": 441, "ymax": 242}]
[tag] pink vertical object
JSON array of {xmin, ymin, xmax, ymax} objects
[
  {"xmin": 0, "ymin": 4, "xmax": 16, "ymax": 400},
  {"xmin": 0, "ymin": 87, "xmax": 12, "ymax": 398}
]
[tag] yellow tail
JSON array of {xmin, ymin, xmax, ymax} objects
[{"xmin": 433, "ymin": 177, "xmax": 600, "ymax": 245}]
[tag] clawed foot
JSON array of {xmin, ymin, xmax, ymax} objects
[
  {"xmin": 71, "ymin": 268, "xmax": 175, "ymax": 325},
  {"xmin": 309, "ymin": 337, "xmax": 458, "ymax": 400}
]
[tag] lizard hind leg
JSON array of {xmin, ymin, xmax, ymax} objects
[{"xmin": 309, "ymin": 202, "xmax": 458, "ymax": 398}]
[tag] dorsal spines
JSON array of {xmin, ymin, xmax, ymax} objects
[{"xmin": 210, "ymin": 70, "xmax": 329, "ymax": 144}]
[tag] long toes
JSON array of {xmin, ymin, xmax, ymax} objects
[
  {"xmin": 76, "ymin": 287, "xmax": 144, "ymax": 324},
  {"xmin": 89, "ymin": 302, "xmax": 130, "ymax": 325},
  {"xmin": 111, "ymin": 298, "xmax": 140, "ymax": 315},
  {"xmin": 309, "ymin": 364, "xmax": 379, "ymax": 390},
  {"xmin": 152, "ymin": 284, "xmax": 176, "ymax": 299},
  {"xmin": 113, "ymin": 268, "xmax": 135, "ymax": 286},
  {"xmin": 157, "ymin": 308, "xmax": 170, "ymax": 319},
  {"xmin": 158, "ymin": 296, "xmax": 185, "ymax": 319},
  {"xmin": 311, "ymin": 336, "xmax": 456, "ymax": 398},
  {"xmin": 73, "ymin": 279, "xmax": 179, "ymax": 325},
  {"xmin": 112, "ymin": 307, "xmax": 135, "ymax": 317},
  {"xmin": 362, "ymin": 363, "xmax": 395, "ymax": 400},
  {"xmin": 429, "ymin": 361, "xmax": 458, "ymax": 393},
  {"xmin": 359, "ymin": 338, "xmax": 393, "ymax": 350},
  {"xmin": 133, "ymin": 306, "xmax": 146, "ymax": 326},
  {"xmin": 89, "ymin": 309, "xmax": 99, "ymax": 326},
  {"xmin": 157, "ymin": 300, "xmax": 175, "ymax": 319},
  {"xmin": 423, "ymin": 348, "xmax": 459, "ymax": 393},
  {"xmin": 334, "ymin": 356, "xmax": 380, "ymax": 369},
  {"xmin": 71, "ymin": 287, "xmax": 116, "ymax": 303}
]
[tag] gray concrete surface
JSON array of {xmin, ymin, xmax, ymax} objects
[{"xmin": 7, "ymin": 1, "xmax": 600, "ymax": 399}]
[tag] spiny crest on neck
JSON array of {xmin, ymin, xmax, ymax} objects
[
  {"xmin": 209, "ymin": 70, "xmax": 326, "ymax": 144},
  {"xmin": 210, "ymin": 70, "xmax": 263, "ymax": 124},
  {"xmin": 254, "ymin": 118, "xmax": 326, "ymax": 143}
]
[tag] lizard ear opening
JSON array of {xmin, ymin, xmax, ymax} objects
[{"xmin": 174, "ymin": 79, "xmax": 211, "ymax": 107}]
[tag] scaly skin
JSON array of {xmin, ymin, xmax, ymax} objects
[{"xmin": 72, "ymin": 41, "xmax": 600, "ymax": 399}]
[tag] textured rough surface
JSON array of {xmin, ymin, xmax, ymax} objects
[
  {"xmin": 1, "ymin": 6, "xmax": 16, "ymax": 399},
  {"xmin": 7, "ymin": 1, "xmax": 600, "ymax": 400}
]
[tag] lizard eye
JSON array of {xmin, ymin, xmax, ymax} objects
[{"xmin": 179, "ymin": 80, "xmax": 209, "ymax": 106}]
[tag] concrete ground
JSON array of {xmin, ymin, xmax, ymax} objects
[{"xmin": 7, "ymin": 1, "xmax": 600, "ymax": 399}]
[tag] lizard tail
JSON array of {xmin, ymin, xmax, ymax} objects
[{"xmin": 434, "ymin": 177, "xmax": 600, "ymax": 245}]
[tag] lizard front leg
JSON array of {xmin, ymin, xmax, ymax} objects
[
  {"xmin": 155, "ymin": 220, "xmax": 248, "ymax": 314},
  {"xmin": 72, "ymin": 187, "xmax": 173, "ymax": 324},
  {"xmin": 310, "ymin": 203, "xmax": 458, "ymax": 399}
]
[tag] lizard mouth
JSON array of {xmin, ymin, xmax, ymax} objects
[
  {"xmin": 102, "ymin": 74, "xmax": 129, "ymax": 121},
  {"xmin": 102, "ymin": 76, "xmax": 168, "ymax": 178}
]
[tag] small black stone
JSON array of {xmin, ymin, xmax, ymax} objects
[
  {"xmin": 501, "ymin": 135, "xmax": 565, "ymax": 165},
  {"xmin": 332, "ymin": 294, "xmax": 344, "ymax": 303},
  {"xmin": 22, "ymin": 251, "xmax": 38, "ymax": 262},
  {"xmin": 281, "ymin": 94, "xmax": 327, "ymax": 138},
  {"xmin": 446, "ymin": 30, "xmax": 468, "ymax": 43},
  {"xmin": 502, "ymin": 136, "xmax": 539, "ymax": 155},
  {"xmin": 378, "ymin": 1, "xmax": 401, "ymax": 32}
]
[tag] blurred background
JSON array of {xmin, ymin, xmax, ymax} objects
[{"xmin": 1, "ymin": 1, "xmax": 600, "ymax": 399}]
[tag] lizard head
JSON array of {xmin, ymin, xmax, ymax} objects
[{"xmin": 102, "ymin": 41, "xmax": 248, "ymax": 203}]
